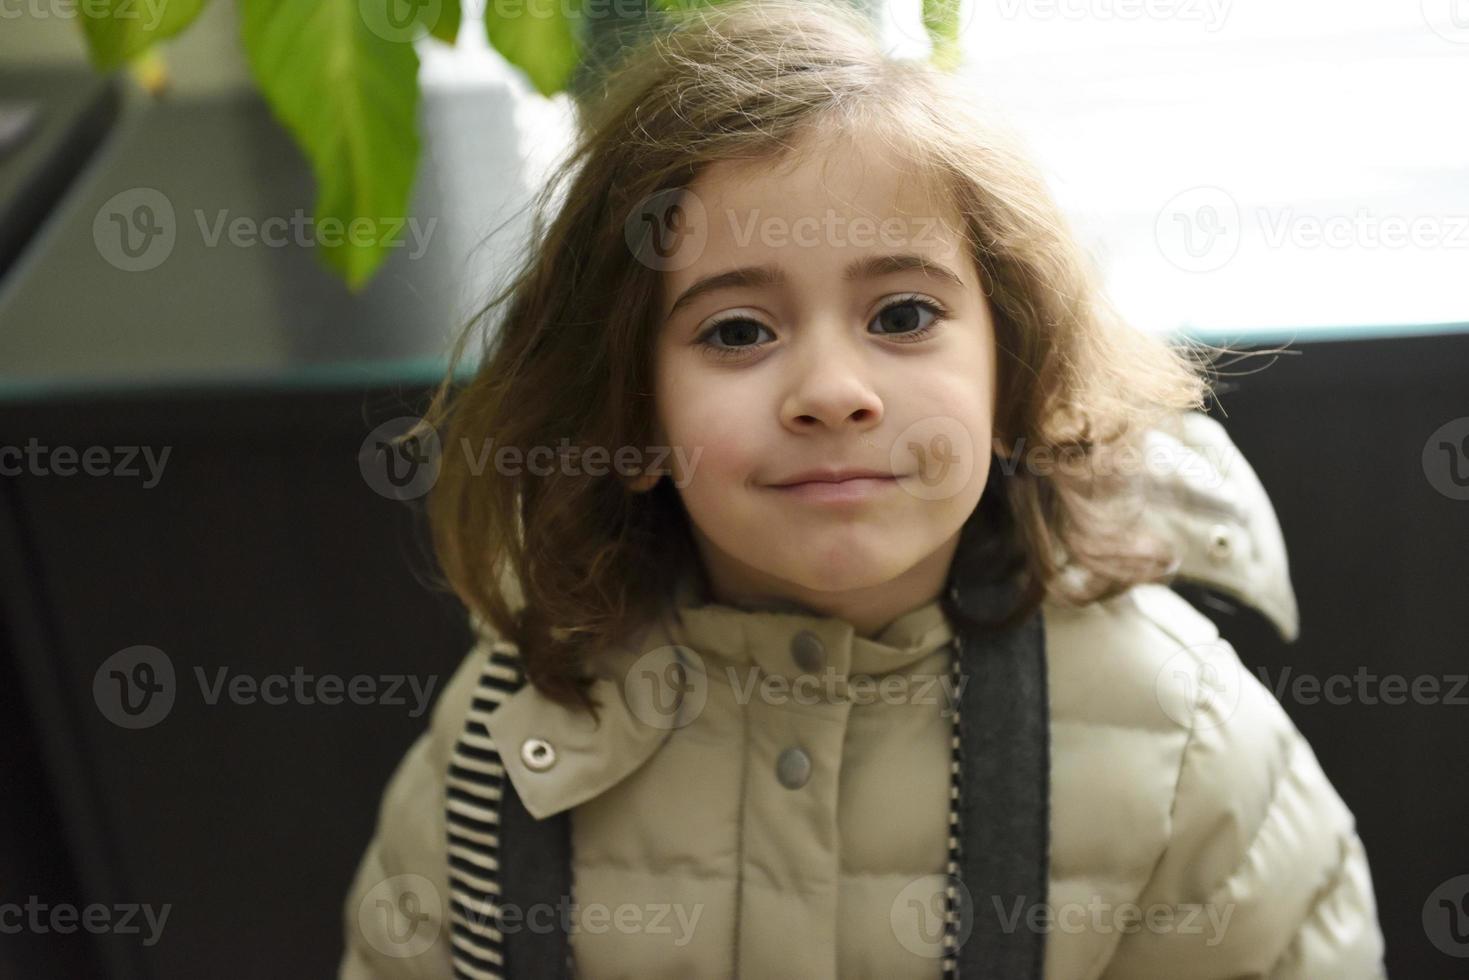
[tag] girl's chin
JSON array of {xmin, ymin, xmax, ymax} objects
[{"xmin": 764, "ymin": 551, "xmax": 915, "ymax": 594}]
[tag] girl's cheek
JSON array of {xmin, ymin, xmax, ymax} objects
[
  {"xmin": 683, "ymin": 428, "xmax": 759, "ymax": 489},
  {"xmin": 659, "ymin": 401, "xmax": 757, "ymax": 488}
]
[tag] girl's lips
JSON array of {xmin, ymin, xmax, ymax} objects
[{"xmin": 767, "ymin": 475, "xmax": 899, "ymax": 504}]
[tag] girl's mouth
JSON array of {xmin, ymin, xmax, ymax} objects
[{"xmin": 767, "ymin": 475, "xmax": 899, "ymax": 504}]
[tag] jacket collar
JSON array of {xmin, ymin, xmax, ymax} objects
[
  {"xmin": 483, "ymin": 612, "xmax": 676, "ymax": 821},
  {"xmin": 484, "ymin": 571, "xmax": 958, "ymax": 820},
  {"xmin": 660, "ymin": 568, "xmax": 957, "ymax": 684}
]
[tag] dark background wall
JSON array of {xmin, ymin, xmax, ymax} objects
[
  {"xmin": 0, "ymin": 387, "xmax": 474, "ymax": 979},
  {"xmin": 1176, "ymin": 329, "xmax": 1469, "ymax": 978}
]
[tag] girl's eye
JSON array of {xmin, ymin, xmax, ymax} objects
[
  {"xmin": 869, "ymin": 296, "xmax": 948, "ymax": 339},
  {"xmin": 696, "ymin": 318, "xmax": 775, "ymax": 359},
  {"xmin": 694, "ymin": 295, "xmax": 949, "ymax": 360}
]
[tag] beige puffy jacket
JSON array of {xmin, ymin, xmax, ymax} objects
[{"xmin": 339, "ymin": 413, "xmax": 1387, "ymax": 978}]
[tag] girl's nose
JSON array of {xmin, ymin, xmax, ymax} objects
[{"xmin": 779, "ymin": 333, "xmax": 884, "ymax": 432}]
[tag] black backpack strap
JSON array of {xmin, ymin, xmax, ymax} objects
[
  {"xmin": 943, "ymin": 460, "xmax": 1052, "ymax": 979},
  {"xmin": 953, "ymin": 605, "xmax": 1051, "ymax": 979},
  {"xmin": 498, "ymin": 762, "xmax": 574, "ymax": 978}
]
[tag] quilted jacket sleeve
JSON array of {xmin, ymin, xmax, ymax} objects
[
  {"xmin": 1101, "ymin": 634, "xmax": 1388, "ymax": 979},
  {"xmin": 338, "ymin": 630, "xmax": 497, "ymax": 980}
]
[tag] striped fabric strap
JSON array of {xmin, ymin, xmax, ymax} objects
[
  {"xmin": 445, "ymin": 640, "xmax": 524, "ymax": 980},
  {"xmin": 942, "ymin": 637, "xmax": 964, "ymax": 979}
]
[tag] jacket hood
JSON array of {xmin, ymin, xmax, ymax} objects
[{"xmin": 1135, "ymin": 410, "xmax": 1300, "ymax": 642}]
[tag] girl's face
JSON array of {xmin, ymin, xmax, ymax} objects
[{"xmin": 644, "ymin": 134, "xmax": 999, "ymax": 625}]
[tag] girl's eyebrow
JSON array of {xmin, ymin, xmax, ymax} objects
[{"xmin": 664, "ymin": 253, "xmax": 966, "ymax": 321}]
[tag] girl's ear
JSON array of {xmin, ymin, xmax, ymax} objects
[
  {"xmin": 625, "ymin": 470, "xmax": 662, "ymax": 494},
  {"xmin": 625, "ymin": 417, "xmax": 670, "ymax": 494}
]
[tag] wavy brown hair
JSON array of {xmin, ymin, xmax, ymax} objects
[{"xmin": 410, "ymin": 0, "xmax": 1221, "ymax": 716}]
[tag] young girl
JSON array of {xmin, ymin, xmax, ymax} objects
[{"xmin": 341, "ymin": 2, "xmax": 1386, "ymax": 977}]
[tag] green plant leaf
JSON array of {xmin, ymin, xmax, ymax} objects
[
  {"xmin": 922, "ymin": 0, "xmax": 963, "ymax": 71},
  {"xmin": 485, "ymin": 0, "xmax": 582, "ymax": 97},
  {"xmin": 424, "ymin": 0, "xmax": 462, "ymax": 45},
  {"xmin": 240, "ymin": 0, "xmax": 422, "ymax": 290},
  {"xmin": 78, "ymin": 0, "xmax": 210, "ymax": 71}
]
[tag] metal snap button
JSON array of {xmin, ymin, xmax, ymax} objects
[
  {"xmin": 521, "ymin": 737, "xmax": 557, "ymax": 772},
  {"xmin": 776, "ymin": 746, "xmax": 812, "ymax": 789},
  {"xmin": 1205, "ymin": 524, "xmax": 1233, "ymax": 564},
  {"xmin": 790, "ymin": 630, "xmax": 824, "ymax": 673}
]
